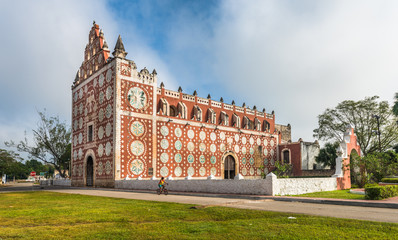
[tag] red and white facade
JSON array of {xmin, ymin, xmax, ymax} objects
[{"xmin": 71, "ymin": 23, "xmax": 285, "ymax": 187}]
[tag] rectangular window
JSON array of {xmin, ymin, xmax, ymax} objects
[{"xmin": 88, "ymin": 125, "xmax": 93, "ymax": 142}]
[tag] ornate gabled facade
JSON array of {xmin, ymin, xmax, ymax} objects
[{"xmin": 71, "ymin": 23, "xmax": 290, "ymax": 187}]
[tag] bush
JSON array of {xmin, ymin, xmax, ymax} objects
[
  {"xmin": 365, "ymin": 185, "xmax": 398, "ymax": 200},
  {"xmin": 381, "ymin": 178, "xmax": 398, "ymax": 183}
]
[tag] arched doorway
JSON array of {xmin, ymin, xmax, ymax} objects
[
  {"xmin": 224, "ymin": 155, "xmax": 236, "ymax": 179},
  {"xmin": 86, "ymin": 156, "xmax": 93, "ymax": 186}
]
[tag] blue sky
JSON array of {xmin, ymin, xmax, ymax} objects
[{"xmin": 1, "ymin": 0, "xmax": 398, "ymax": 151}]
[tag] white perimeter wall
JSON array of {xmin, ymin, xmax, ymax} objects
[
  {"xmin": 116, "ymin": 174, "xmax": 338, "ymax": 196},
  {"xmin": 43, "ymin": 174, "xmax": 338, "ymax": 196},
  {"xmin": 274, "ymin": 177, "xmax": 337, "ymax": 196},
  {"xmin": 116, "ymin": 178, "xmax": 273, "ymax": 195}
]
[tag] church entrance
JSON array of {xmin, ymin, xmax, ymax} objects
[
  {"xmin": 86, "ymin": 156, "xmax": 93, "ymax": 187},
  {"xmin": 224, "ymin": 155, "xmax": 235, "ymax": 179}
]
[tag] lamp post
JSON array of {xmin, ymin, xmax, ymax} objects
[{"xmin": 373, "ymin": 114, "xmax": 382, "ymax": 152}]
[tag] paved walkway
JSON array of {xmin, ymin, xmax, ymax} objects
[{"xmin": 2, "ymin": 183, "xmax": 398, "ymax": 223}]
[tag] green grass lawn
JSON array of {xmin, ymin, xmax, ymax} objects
[
  {"xmin": 0, "ymin": 192, "xmax": 396, "ymax": 239},
  {"xmin": 291, "ymin": 190, "xmax": 365, "ymax": 200}
]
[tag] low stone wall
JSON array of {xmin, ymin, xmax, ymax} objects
[
  {"xmin": 273, "ymin": 177, "xmax": 337, "ymax": 196},
  {"xmin": 116, "ymin": 178, "xmax": 273, "ymax": 195},
  {"xmin": 40, "ymin": 179, "xmax": 71, "ymax": 186},
  {"xmin": 116, "ymin": 174, "xmax": 338, "ymax": 196}
]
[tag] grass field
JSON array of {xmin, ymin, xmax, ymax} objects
[
  {"xmin": 0, "ymin": 192, "xmax": 396, "ymax": 239},
  {"xmin": 292, "ymin": 189, "xmax": 365, "ymax": 200}
]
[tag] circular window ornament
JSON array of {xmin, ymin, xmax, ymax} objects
[
  {"xmin": 106, "ymin": 86, "xmax": 112, "ymax": 100},
  {"xmin": 250, "ymin": 147, "xmax": 254, "ymax": 155},
  {"xmin": 187, "ymin": 129, "xmax": 195, "ymax": 139},
  {"xmin": 174, "ymin": 153, "xmax": 182, "ymax": 163},
  {"xmin": 242, "ymin": 147, "xmax": 247, "ymax": 154},
  {"xmin": 187, "ymin": 167, "xmax": 195, "ymax": 176},
  {"xmin": 250, "ymin": 167, "xmax": 255, "ymax": 175},
  {"xmin": 160, "ymin": 153, "xmax": 169, "ymax": 163},
  {"xmin": 174, "ymin": 127, "xmax": 182, "ymax": 137},
  {"xmin": 199, "ymin": 155, "xmax": 206, "ymax": 164},
  {"xmin": 175, "ymin": 140, "xmax": 182, "ymax": 150},
  {"xmin": 264, "ymin": 148, "xmax": 268, "ymax": 156},
  {"xmin": 199, "ymin": 131, "xmax": 206, "ymax": 140},
  {"xmin": 210, "ymin": 144, "xmax": 216, "ymax": 153},
  {"xmin": 264, "ymin": 158, "xmax": 268, "ymax": 165},
  {"xmin": 270, "ymin": 139, "xmax": 275, "ymax": 147},
  {"xmin": 131, "ymin": 140, "xmax": 145, "ymax": 156},
  {"xmin": 249, "ymin": 157, "xmax": 254, "ymax": 165},
  {"xmin": 242, "ymin": 137, "xmax": 247, "ymax": 144},
  {"xmin": 98, "ymin": 144, "xmax": 104, "ymax": 157},
  {"xmin": 242, "ymin": 157, "xmax": 247, "ymax": 165},
  {"xmin": 220, "ymin": 132, "xmax": 225, "ymax": 140},
  {"xmin": 130, "ymin": 159, "xmax": 144, "ymax": 176},
  {"xmin": 160, "ymin": 166, "xmax": 169, "ymax": 177},
  {"xmin": 99, "ymin": 91, "xmax": 104, "ymax": 104},
  {"xmin": 106, "ymin": 69, "xmax": 112, "ymax": 82},
  {"xmin": 127, "ymin": 87, "xmax": 147, "ymax": 109},
  {"xmin": 199, "ymin": 143, "xmax": 206, "ymax": 152},
  {"xmin": 249, "ymin": 137, "xmax": 254, "ymax": 145},
  {"xmin": 187, "ymin": 142, "xmax": 195, "ymax": 151},
  {"xmin": 105, "ymin": 122, "xmax": 112, "ymax": 137},
  {"xmin": 211, "ymin": 167, "xmax": 217, "ymax": 176},
  {"xmin": 130, "ymin": 121, "xmax": 145, "ymax": 137},
  {"xmin": 98, "ymin": 126, "xmax": 104, "ymax": 140},
  {"xmin": 78, "ymin": 148, "xmax": 83, "ymax": 159},
  {"xmin": 98, "ymin": 108, "xmax": 104, "ymax": 122},
  {"xmin": 235, "ymin": 134, "xmax": 239, "ymax": 142},
  {"xmin": 257, "ymin": 138, "xmax": 261, "ymax": 145},
  {"xmin": 220, "ymin": 143, "xmax": 226, "ymax": 152},
  {"xmin": 199, "ymin": 167, "xmax": 206, "ymax": 176},
  {"xmin": 105, "ymin": 142, "xmax": 112, "ymax": 156},
  {"xmin": 78, "ymin": 133, "xmax": 83, "ymax": 144},
  {"xmin": 160, "ymin": 126, "xmax": 169, "ymax": 136},
  {"xmin": 210, "ymin": 132, "xmax": 216, "ymax": 141},
  {"xmin": 174, "ymin": 167, "xmax": 182, "ymax": 177},
  {"xmin": 234, "ymin": 145, "xmax": 240, "ymax": 153},
  {"xmin": 105, "ymin": 161, "xmax": 112, "ymax": 175},
  {"xmin": 160, "ymin": 139, "xmax": 169, "ymax": 150},
  {"xmin": 187, "ymin": 154, "xmax": 194, "ymax": 163},
  {"xmin": 242, "ymin": 168, "xmax": 247, "ymax": 176},
  {"xmin": 210, "ymin": 156, "xmax": 216, "ymax": 164},
  {"xmin": 99, "ymin": 73, "xmax": 104, "ymax": 87},
  {"xmin": 105, "ymin": 104, "xmax": 112, "ymax": 118}
]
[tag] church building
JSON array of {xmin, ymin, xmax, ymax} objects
[{"xmin": 71, "ymin": 23, "xmax": 290, "ymax": 187}]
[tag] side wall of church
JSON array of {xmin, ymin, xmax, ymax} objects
[{"xmin": 71, "ymin": 62, "xmax": 116, "ymax": 187}]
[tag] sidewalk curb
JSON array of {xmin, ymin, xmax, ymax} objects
[
  {"xmin": 4, "ymin": 185, "xmax": 398, "ymax": 209},
  {"xmin": 65, "ymin": 186, "xmax": 398, "ymax": 210}
]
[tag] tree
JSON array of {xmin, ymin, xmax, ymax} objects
[
  {"xmin": 6, "ymin": 111, "xmax": 71, "ymax": 178},
  {"xmin": 0, "ymin": 149, "xmax": 27, "ymax": 180},
  {"xmin": 350, "ymin": 150, "xmax": 398, "ymax": 184},
  {"xmin": 393, "ymin": 92, "xmax": 398, "ymax": 117},
  {"xmin": 313, "ymin": 96, "xmax": 398, "ymax": 156},
  {"xmin": 272, "ymin": 161, "xmax": 292, "ymax": 178},
  {"xmin": 315, "ymin": 142, "xmax": 339, "ymax": 169}
]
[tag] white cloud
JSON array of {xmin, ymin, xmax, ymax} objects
[
  {"xmin": 0, "ymin": 0, "xmax": 117, "ymax": 148},
  {"xmin": 208, "ymin": 0, "xmax": 398, "ymax": 142}
]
